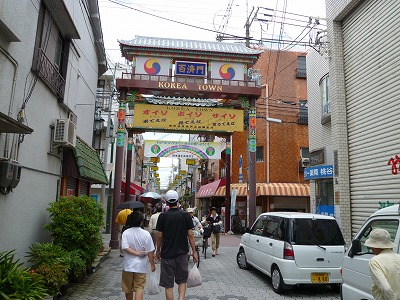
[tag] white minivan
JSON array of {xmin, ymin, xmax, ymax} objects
[
  {"xmin": 340, "ymin": 204, "xmax": 400, "ymax": 300},
  {"xmin": 236, "ymin": 212, "xmax": 345, "ymax": 294}
]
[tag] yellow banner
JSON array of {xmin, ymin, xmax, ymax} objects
[
  {"xmin": 150, "ymin": 157, "xmax": 160, "ymax": 163},
  {"xmin": 133, "ymin": 103, "xmax": 243, "ymax": 132}
]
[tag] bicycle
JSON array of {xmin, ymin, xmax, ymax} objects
[
  {"xmin": 188, "ymin": 232, "xmax": 202, "ymax": 268},
  {"xmin": 202, "ymin": 224, "xmax": 212, "ymax": 259}
]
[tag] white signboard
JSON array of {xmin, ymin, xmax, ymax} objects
[
  {"xmin": 144, "ymin": 140, "xmax": 222, "ymax": 159},
  {"xmin": 135, "ymin": 56, "xmax": 170, "ymax": 76},
  {"xmin": 210, "ymin": 61, "xmax": 245, "ymax": 81}
]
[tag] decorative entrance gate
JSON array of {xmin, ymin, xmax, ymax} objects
[{"xmin": 110, "ymin": 36, "xmax": 262, "ymax": 248}]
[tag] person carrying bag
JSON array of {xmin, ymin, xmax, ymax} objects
[{"xmin": 206, "ymin": 207, "xmax": 223, "ymax": 257}]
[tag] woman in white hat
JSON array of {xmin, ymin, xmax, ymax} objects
[{"xmin": 364, "ymin": 228, "xmax": 400, "ymax": 300}]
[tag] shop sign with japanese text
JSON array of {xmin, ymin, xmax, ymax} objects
[
  {"xmin": 134, "ymin": 103, "xmax": 243, "ymax": 132},
  {"xmin": 304, "ymin": 165, "xmax": 333, "ymax": 180},
  {"xmin": 175, "ymin": 61, "xmax": 207, "ymax": 77}
]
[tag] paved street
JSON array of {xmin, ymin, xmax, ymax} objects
[{"xmin": 60, "ymin": 234, "xmax": 339, "ymax": 300}]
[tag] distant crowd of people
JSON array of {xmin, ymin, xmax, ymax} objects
[{"xmin": 115, "ymin": 190, "xmax": 224, "ymax": 300}]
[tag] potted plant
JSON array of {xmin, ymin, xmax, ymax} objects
[{"xmin": 0, "ymin": 250, "xmax": 48, "ymax": 299}]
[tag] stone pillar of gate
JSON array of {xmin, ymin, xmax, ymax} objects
[
  {"xmin": 110, "ymin": 90, "xmax": 127, "ymax": 249},
  {"xmin": 225, "ymin": 135, "xmax": 231, "ymax": 232},
  {"xmin": 248, "ymin": 98, "xmax": 257, "ymax": 227}
]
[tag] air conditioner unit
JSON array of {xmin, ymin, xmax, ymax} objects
[
  {"xmin": 301, "ymin": 158, "xmax": 310, "ymax": 167},
  {"xmin": 53, "ymin": 119, "xmax": 76, "ymax": 147}
]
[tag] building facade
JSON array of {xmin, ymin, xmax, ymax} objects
[
  {"xmin": 0, "ymin": 0, "xmax": 107, "ymax": 262},
  {"xmin": 228, "ymin": 50, "xmax": 310, "ymax": 226},
  {"xmin": 326, "ymin": 0, "xmax": 400, "ymax": 241},
  {"xmin": 305, "ymin": 50, "xmax": 334, "ymax": 219}
]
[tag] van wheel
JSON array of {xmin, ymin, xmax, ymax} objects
[
  {"xmin": 236, "ymin": 248, "xmax": 251, "ymax": 270},
  {"xmin": 271, "ymin": 266, "xmax": 284, "ymax": 294}
]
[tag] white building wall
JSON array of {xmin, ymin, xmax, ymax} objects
[
  {"xmin": 306, "ymin": 49, "xmax": 332, "ymax": 217},
  {"xmin": 0, "ymin": 0, "xmax": 103, "ymax": 262}
]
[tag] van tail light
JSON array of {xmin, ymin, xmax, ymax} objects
[
  {"xmin": 340, "ymin": 267, "xmax": 342, "ymax": 277},
  {"xmin": 284, "ymin": 242, "xmax": 294, "ymax": 260}
]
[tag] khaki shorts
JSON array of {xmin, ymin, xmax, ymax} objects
[{"xmin": 122, "ymin": 271, "xmax": 146, "ymax": 293}]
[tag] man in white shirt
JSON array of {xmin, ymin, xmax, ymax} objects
[
  {"xmin": 187, "ymin": 207, "xmax": 203, "ymax": 233},
  {"xmin": 364, "ymin": 228, "xmax": 400, "ymax": 300},
  {"xmin": 148, "ymin": 204, "xmax": 162, "ymax": 249}
]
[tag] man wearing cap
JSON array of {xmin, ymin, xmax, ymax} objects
[
  {"xmin": 187, "ymin": 207, "xmax": 203, "ymax": 233},
  {"xmin": 364, "ymin": 228, "xmax": 400, "ymax": 300},
  {"xmin": 156, "ymin": 190, "xmax": 198, "ymax": 300}
]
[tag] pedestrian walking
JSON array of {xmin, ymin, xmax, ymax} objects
[
  {"xmin": 116, "ymin": 208, "xmax": 132, "ymax": 257},
  {"xmin": 206, "ymin": 207, "xmax": 223, "ymax": 257},
  {"xmin": 187, "ymin": 207, "xmax": 203, "ymax": 233},
  {"xmin": 364, "ymin": 228, "xmax": 400, "ymax": 300},
  {"xmin": 149, "ymin": 204, "xmax": 163, "ymax": 251},
  {"xmin": 156, "ymin": 190, "xmax": 198, "ymax": 300},
  {"xmin": 121, "ymin": 211, "xmax": 156, "ymax": 300}
]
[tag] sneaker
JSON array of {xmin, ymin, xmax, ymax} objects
[{"xmin": 212, "ymin": 250, "xmax": 216, "ymax": 257}]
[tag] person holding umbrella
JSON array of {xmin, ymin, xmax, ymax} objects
[{"xmin": 116, "ymin": 208, "xmax": 132, "ymax": 257}]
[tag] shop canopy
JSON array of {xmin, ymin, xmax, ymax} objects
[
  {"xmin": 196, "ymin": 179, "xmax": 226, "ymax": 198},
  {"xmin": 121, "ymin": 181, "xmax": 145, "ymax": 195},
  {"xmin": 215, "ymin": 183, "xmax": 310, "ymax": 197}
]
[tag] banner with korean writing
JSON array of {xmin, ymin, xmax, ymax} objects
[
  {"xmin": 133, "ymin": 103, "xmax": 243, "ymax": 132},
  {"xmin": 144, "ymin": 140, "xmax": 222, "ymax": 159}
]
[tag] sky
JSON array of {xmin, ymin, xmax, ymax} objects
[{"xmin": 98, "ymin": 0, "xmax": 327, "ymax": 190}]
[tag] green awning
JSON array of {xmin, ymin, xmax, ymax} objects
[{"xmin": 73, "ymin": 137, "xmax": 108, "ymax": 184}]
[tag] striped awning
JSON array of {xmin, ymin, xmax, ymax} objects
[
  {"xmin": 215, "ymin": 183, "xmax": 248, "ymax": 196},
  {"xmin": 257, "ymin": 183, "xmax": 310, "ymax": 196},
  {"xmin": 215, "ymin": 183, "xmax": 310, "ymax": 197},
  {"xmin": 196, "ymin": 179, "xmax": 226, "ymax": 198}
]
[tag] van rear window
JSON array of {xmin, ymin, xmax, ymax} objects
[{"xmin": 293, "ymin": 219, "xmax": 345, "ymax": 246}]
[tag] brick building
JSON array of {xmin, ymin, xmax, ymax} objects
[{"xmin": 228, "ymin": 49, "xmax": 310, "ymax": 224}]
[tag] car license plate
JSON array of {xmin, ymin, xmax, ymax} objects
[{"xmin": 311, "ymin": 273, "xmax": 329, "ymax": 283}]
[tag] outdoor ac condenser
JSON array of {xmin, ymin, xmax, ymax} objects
[{"xmin": 53, "ymin": 119, "xmax": 76, "ymax": 147}]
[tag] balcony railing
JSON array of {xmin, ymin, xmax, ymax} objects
[
  {"xmin": 34, "ymin": 48, "xmax": 65, "ymax": 98},
  {"xmin": 121, "ymin": 73, "xmax": 260, "ymax": 88}
]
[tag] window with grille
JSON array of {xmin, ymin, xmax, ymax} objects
[
  {"xmin": 297, "ymin": 56, "xmax": 307, "ymax": 78},
  {"xmin": 320, "ymin": 74, "xmax": 331, "ymax": 124},
  {"xmin": 256, "ymin": 146, "xmax": 264, "ymax": 162}
]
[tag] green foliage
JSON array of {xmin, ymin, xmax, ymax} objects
[
  {"xmin": 64, "ymin": 250, "xmax": 86, "ymax": 282},
  {"xmin": 44, "ymin": 196, "xmax": 104, "ymax": 265},
  {"xmin": 35, "ymin": 262, "xmax": 69, "ymax": 296},
  {"xmin": 0, "ymin": 250, "xmax": 48, "ymax": 300},
  {"xmin": 26, "ymin": 243, "xmax": 70, "ymax": 296}
]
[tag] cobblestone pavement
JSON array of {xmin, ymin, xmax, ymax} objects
[{"xmin": 60, "ymin": 234, "xmax": 340, "ymax": 300}]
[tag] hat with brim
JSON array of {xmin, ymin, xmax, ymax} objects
[
  {"xmin": 364, "ymin": 228, "xmax": 396, "ymax": 249},
  {"xmin": 210, "ymin": 207, "xmax": 217, "ymax": 212},
  {"xmin": 187, "ymin": 207, "xmax": 195, "ymax": 213}
]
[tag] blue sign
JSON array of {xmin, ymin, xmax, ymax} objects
[
  {"xmin": 304, "ymin": 165, "xmax": 333, "ymax": 180},
  {"xmin": 175, "ymin": 61, "xmax": 207, "ymax": 77}
]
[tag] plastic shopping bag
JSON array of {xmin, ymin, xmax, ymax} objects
[
  {"xmin": 187, "ymin": 264, "xmax": 202, "ymax": 288},
  {"xmin": 146, "ymin": 271, "xmax": 161, "ymax": 295}
]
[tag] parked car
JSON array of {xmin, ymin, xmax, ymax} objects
[
  {"xmin": 340, "ymin": 204, "xmax": 400, "ymax": 300},
  {"xmin": 236, "ymin": 212, "xmax": 345, "ymax": 294}
]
